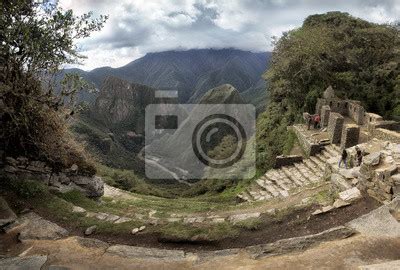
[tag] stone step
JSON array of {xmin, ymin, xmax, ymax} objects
[
  {"xmin": 303, "ymin": 159, "xmax": 324, "ymax": 177},
  {"xmin": 321, "ymin": 150, "xmax": 332, "ymax": 160},
  {"xmin": 281, "ymin": 166, "xmax": 304, "ymax": 187},
  {"xmin": 281, "ymin": 166, "xmax": 302, "ymax": 189},
  {"xmin": 256, "ymin": 178, "xmax": 275, "ymax": 196},
  {"xmin": 248, "ymin": 188, "xmax": 270, "ymax": 201},
  {"xmin": 324, "ymin": 146, "xmax": 339, "ymax": 157},
  {"xmin": 265, "ymin": 171, "xmax": 291, "ymax": 190},
  {"xmin": 265, "ymin": 175, "xmax": 290, "ymax": 191},
  {"xmin": 238, "ymin": 190, "xmax": 253, "ymax": 202},
  {"xmin": 294, "ymin": 163, "xmax": 315, "ymax": 184},
  {"xmin": 263, "ymin": 180, "xmax": 282, "ymax": 197},
  {"xmin": 310, "ymin": 155, "xmax": 326, "ymax": 169},
  {"xmin": 330, "ymin": 144, "xmax": 341, "ymax": 153},
  {"xmin": 288, "ymin": 165, "xmax": 310, "ymax": 186}
]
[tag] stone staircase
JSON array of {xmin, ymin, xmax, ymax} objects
[{"xmin": 239, "ymin": 145, "xmax": 341, "ymax": 202}]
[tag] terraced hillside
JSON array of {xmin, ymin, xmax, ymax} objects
[{"xmin": 239, "ymin": 145, "xmax": 341, "ymax": 202}]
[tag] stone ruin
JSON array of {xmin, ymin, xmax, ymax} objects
[
  {"xmin": 315, "ymin": 86, "xmax": 400, "ymax": 149},
  {"xmin": 329, "ymin": 140, "xmax": 400, "ymax": 203}
]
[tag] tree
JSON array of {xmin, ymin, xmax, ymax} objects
[
  {"xmin": 257, "ymin": 12, "xmax": 400, "ymax": 172},
  {"xmin": 0, "ymin": 0, "xmax": 107, "ymax": 174}
]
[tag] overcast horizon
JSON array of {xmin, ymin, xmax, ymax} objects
[{"xmin": 59, "ymin": 0, "xmax": 400, "ymax": 71}]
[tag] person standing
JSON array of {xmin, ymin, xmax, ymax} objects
[
  {"xmin": 355, "ymin": 146, "xmax": 363, "ymax": 166},
  {"xmin": 314, "ymin": 114, "xmax": 321, "ymax": 129},
  {"xmin": 339, "ymin": 149, "xmax": 348, "ymax": 169}
]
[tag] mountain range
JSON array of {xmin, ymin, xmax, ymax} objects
[{"xmin": 62, "ymin": 49, "xmax": 271, "ymax": 111}]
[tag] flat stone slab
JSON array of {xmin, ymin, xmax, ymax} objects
[
  {"xmin": 228, "ymin": 213, "xmax": 261, "ymax": 224},
  {"xmin": 0, "ymin": 255, "xmax": 47, "ymax": 270},
  {"xmin": 347, "ymin": 205, "xmax": 400, "ymax": 238},
  {"xmin": 245, "ymin": 226, "xmax": 355, "ymax": 259},
  {"xmin": 359, "ymin": 260, "xmax": 400, "ymax": 270},
  {"xmin": 18, "ymin": 212, "xmax": 68, "ymax": 241},
  {"xmin": 0, "ymin": 197, "xmax": 17, "ymax": 227},
  {"xmin": 339, "ymin": 187, "xmax": 361, "ymax": 202},
  {"xmin": 106, "ymin": 245, "xmax": 186, "ymax": 260}
]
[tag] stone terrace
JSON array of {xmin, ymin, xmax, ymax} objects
[{"xmin": 238, "ymin": 144, "xmax": 340, "ymax": 202}]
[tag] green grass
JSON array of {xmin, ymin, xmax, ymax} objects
[
  {"xmin": 233, "ymin": 218, "xmax": 263, "ymax": 231},
  {"xmin": 158, "ymin": 221, "xmax": 239, "ymax": 241}
]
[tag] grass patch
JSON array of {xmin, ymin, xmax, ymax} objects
[
  {"xmin": 4, "ymin": 179, "xmax": 47, "ymax": 199},
  {"xmin": 159, "ymin": 221, "xmax": 239, "ymax": 242},
  {"xmin": 233, "ymin": 218, "xmax": 262, "ymax": 231}
]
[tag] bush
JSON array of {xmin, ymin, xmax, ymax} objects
[
  {"xmin": 1, "ymin": 1, "xmax": 105, "ymax": 175},
  {"xmin": 7, "ymin": 179, "xmax": 46, "ymax": 199}
]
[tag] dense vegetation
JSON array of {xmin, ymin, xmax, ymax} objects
[
  {"xmin": 257, "ymin": 12, "xmax": 400, "ymax": 171},
  {"xmin": 0, "ymin": 0, "xmax": 106, "ymax": 173}
]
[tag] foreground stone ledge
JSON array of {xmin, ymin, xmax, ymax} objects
[
  {"xmin": 106, "ymin": 245, "xmax": 187, "ymax": 261},
  {"xmin": 0, "ymin": 255, "xmax": 48, "ymax": 270},
  {"xmin": 244, "ymin": 225, "xmax": 355, "ymax": 259},
  {"xmin": 17, "ymin": 212, "xmax": 69, "ymax": 241}
]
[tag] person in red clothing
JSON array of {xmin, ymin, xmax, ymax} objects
[{"xmin": 313, "ymin": 114, "xmax": 321, "ymax": 129}]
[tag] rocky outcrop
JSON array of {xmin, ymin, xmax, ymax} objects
[
  {"xmin": 93, "ymin": 76, "xmax": 156, "ymax": 133},
  {"xmin": 1, "ymin": 157, "xmax": 104, "ymax": 198},
  {"xmin": 198, "ymin": 84, "xmax": 245, "ymax": 104}
]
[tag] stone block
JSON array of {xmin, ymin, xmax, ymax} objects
[
  {"xmin": 327, "ymin": 113, "xmax": 344, "ymax": 145},
  {"xmin": 320, "ymin": 105, "xmax": 331, "ymax": 127},
  {"xmin": 340, "ymin": 124, "xmax": 360, "ymax": 149}
]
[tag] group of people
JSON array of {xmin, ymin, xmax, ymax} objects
[
  {"xmin": 306, "ymin": 114, "xmax": 321, "ymax": 130},
  {"xmin": 338, "ymin": 146, "xmax": 363, "ymax": 169}
]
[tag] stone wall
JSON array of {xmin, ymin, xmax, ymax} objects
[
  {"xmin": 360, "ymin": 156, "xmax": 398, "ymax": 202},
  {"xmin": 340, "ymin": 124, "xmax": 360, "ymax": 150},
  {"xmin": 0, "ymin": 157, "xmax": 104, "ymax": 198},
  {"xmin": 320, "ymin": 105, "xmax": 331, "ymax": 128},
  {"xmin": 328, "ymin": 113, "xmax": 344, "ymax": 145},
  {"xmin": 370, "ymin": 121, "xmax": 400, "ymax": 132},
  {"xmin": 274, "ymin": 155, "xmax": 303, "ymax": 169},
  {"xmin": 365, "ymin": 113, "xmax": 383, "ymax": 125},
  {"xmin": 346, "ymin": 101, "xmax": 365, "ymax": 125},
  {"xmin": 316, "ymin": 98, "xmax": 347, "ymax": 116},
  {"xmin": 290, "ymin": 125, "xmax": 322, "ymax": 156}
]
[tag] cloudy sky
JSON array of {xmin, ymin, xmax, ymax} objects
[{"xmin": 59, "ymin": 0, "xmax": 400, "ymax": 70}]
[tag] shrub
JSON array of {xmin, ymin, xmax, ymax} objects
[{"xmin": 7, "ymin": 179, "xmax": 46, "ymax": 199}]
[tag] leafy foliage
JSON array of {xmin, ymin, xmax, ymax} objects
[
  {"xmin": 0, "ymin": 0, "xmax": 107, "ymax": 173},
  {"xmin": 257, "ymin": 12, "xmax": 400, "ymax": 172}
]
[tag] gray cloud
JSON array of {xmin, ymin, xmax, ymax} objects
[{"xmin": 60, "ymin": 0, "xmax": 400, "ymax": 70}]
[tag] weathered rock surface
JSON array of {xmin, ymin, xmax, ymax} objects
[
  {"xmin": 338, "ymin": 187, "xmax": 361, "ymax": 202},
  {"xmin": 388, "ymin": 197, "xmax": 400, "ymax": 222},
  {"xmin": 72, "ymin": 206, "xmax": 86, "ymax": 213},
  {"xmin": 359, "ymin": 260, "xmax": 400, "ymax": 270},
  {"xmin": 0, "ymin": 255, "xmax": 47, "ymax": 270},
  {"xmin": 363, "ymin": 152, "xmax": 381, "ymax": 166},
  {"xmin": 0, "ymin": 197, "xmax": 17, "ymax": 227},
  {"xmin": 347, "ymin": 205, "xmax": 400, "ymax": 237},
  {"xmin": 18, "ymin": 212, "xmax": 68, "ymax": 241},
  {"xmin": 331, "ymin": 173, "xmax": 351, "ymax": 191},
  {"xmin": 84, "ymin": 225, "xmax": 97, "ymax": 236},
  {"xmin": 245, "ymin": 226, "xmax": 355, "ymax": 259},
  {"xmin": 228, "ymin": 213, "xmax": 261, "ymax": 224},
  {"xmin": 131, "ymin": 226, "xmax": 146, "ymax": 234},
  {"xmin": 106, "ymin": 245, "xmax": 186, "ymax": 260}
]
